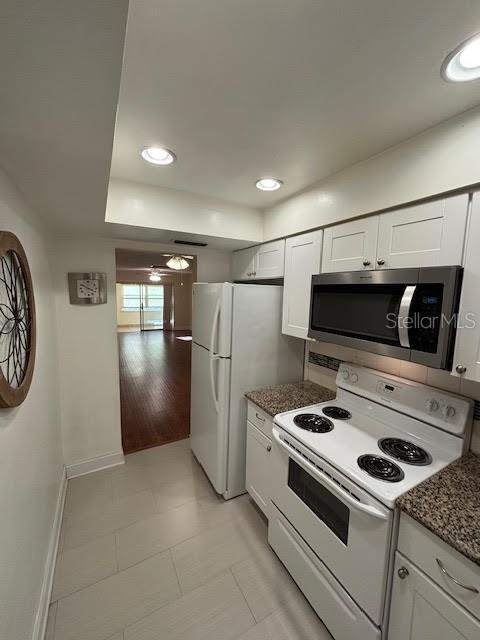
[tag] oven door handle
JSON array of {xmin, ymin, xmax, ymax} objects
[
  {"xmin": 273, "ymin": 429, "xmax": 388, "ymax": 521},
  {"xmin": 398, "ymin": 285, "xmax": 416, "ymax": 349}
]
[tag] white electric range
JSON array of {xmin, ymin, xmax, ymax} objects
[{"xmin": 268, "ymin": 363, "xmax": 473, "ymax": 640}]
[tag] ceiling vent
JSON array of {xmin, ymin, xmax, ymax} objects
[{"xmin": 173, "ymin": 239, "xmax": 207, "ymax": 247}]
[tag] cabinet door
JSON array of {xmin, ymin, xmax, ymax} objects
[
  {"xmin": 282, "ymin": 231, "xmax": 323, "ymax": 339},
  {"xmin": 254, "ymin": 239, "xmax": 285, "ymax": 279},
  {"xmin": 376, "ymin": 195, "xmax": 468, "ymax": 269},
  {"xmin": 322, "ymin": 217, "xmax": 378, "ymax": 273},
  {"xmin": 389, "ymin": 553, "xmax": 480, "ymax": 640},
  {"xmin": 246, "ymin": 421, "xmax": 271, "ymax": 517},
  {"xmin": 452, "ymin": 194, "xmax": 480, "ymax": 381},
  {"xmin": 232, "ymin": 247, "xmax": 255, "ymax": 281}
]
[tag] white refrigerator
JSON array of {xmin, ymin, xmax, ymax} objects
[{"xmin": 190, "ymin": 283, "xmax": 304, "ymax": 499}]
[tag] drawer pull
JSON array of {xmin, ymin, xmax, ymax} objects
[
  {"xmin": 436, "ymin": 559, "xmax": 479, "ymax": 594},
  {"xmin": 255, "ymin": 412, "xmax": 266, "ymax": 422},
  {"xmin": 267, "ymin": 444, "xmax": 272, "ymax": 452}
]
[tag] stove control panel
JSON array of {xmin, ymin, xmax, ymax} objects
[{"xmin": 337, "ymin": 362, "xmax": 473, "ymax": 436}]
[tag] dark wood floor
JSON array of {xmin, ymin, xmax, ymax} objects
[{"xmin": 118, "ymin": 329, "xmax": 192, "ymax": 454}]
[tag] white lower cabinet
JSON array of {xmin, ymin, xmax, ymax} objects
[
  {"xmin": 389, "ymin": 514, "xmax": 480, "ymax": 640},
  {"xmin": 245, "ymin": 421, "xmax": 272, "ymax": 517},
  {"xmin": 389, "ymin": 553, "xmax": 480, "ymax": 640}
]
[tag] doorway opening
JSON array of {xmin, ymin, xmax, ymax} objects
[{"xmin": 115, "ymin": 248, "xmax": 197, "ymax": 454}]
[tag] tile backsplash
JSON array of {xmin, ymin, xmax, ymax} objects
[{"xmin": 305, "ymin": 341, "xmax": 480, "ymax": 455}]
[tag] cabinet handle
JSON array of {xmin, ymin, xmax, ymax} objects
[
  {"xmin": 455, "ymin": 365, "xmax": 467, "ymax": 375},
  {"xmin": 397, "ymin": 566, "xmax": 409, "ymax": 580},
  {"xmin": 267, "ymin": 444, "xmax": 272, "ymax": 452},
  {"xmin": 255, "ymin": 412, "xmax": 265, "ymax": 422},
  {"xmin": 377, "ymin": 259, "xmax": 385, "ymax": 266},
  {"xmin": 362, "ymin": 260, "xmax": 371, "ymax": 267},
  {"xmin": 436, "ymin": 559, "xmax": 479, "ymax": 594}
]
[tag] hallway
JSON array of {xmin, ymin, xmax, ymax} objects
[
  {"xmin": 46, "ymin": 441, "xmax": 330, "ymax": 640},
  {"xmin": 118, "ymin": 330, "xmax": 192, "ymax": 454}
]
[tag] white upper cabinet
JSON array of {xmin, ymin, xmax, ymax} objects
[
  {"xmin": 322, "ymin": 216, "xmax": 379, "ymax": 273},
  {"xmin": 233, "ymin": 239, "xmax": 285, "ymax": 281},
  {"xmin": 452, "ymin": 194, "xmax": 480, "ymax": 381},
  {"xmin": 376, "ymin": 194, "xmax": 469, "ymax": 269},
  {"xmin": 282, "ymin": 231, "xmax": 323, "ymax": 339},
  {"xmin": 322, "ymin": 194, "xmax": 469, "ymax": 273},
  {"xmin": 254, "ymin": 239, "xmax": 285, "ymax": 279},
  {"xmin": 232, "ymin": 247, "xmax": 256, "ymax": 281}
]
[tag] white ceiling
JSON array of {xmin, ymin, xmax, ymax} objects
[
  {"xmin": 0, "ymin": 1, "xmax": 129, "ymax": 234},
  {"xmin": 111, "ymin": 0, "xmax": 480, "ymax": 208},
  {"xmin": 2, "ymin": 1, "xmax": 480, "ymax": 244}
]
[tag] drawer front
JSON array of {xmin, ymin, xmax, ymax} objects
[
  {"xmin": 398, "ymin": 513, "xmax": 480, "ymax": 620},
  {"xmin": 268, "ymin": 504, "xmax": 380, "ymax": 640},
  {"xmin": 247, "ymin": 402, "xmax": 273, "ymax": 437}
]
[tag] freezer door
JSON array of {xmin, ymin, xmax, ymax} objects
[
  {"xmin": 192, "ymin": 283, "xmax": 232, "ymax": 356},
  {"xmin": 190, "ymin": 342, "xmax": 230, "ymax": 494}
]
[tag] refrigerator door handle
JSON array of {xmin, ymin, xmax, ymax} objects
[
  {"xmin": 210, "ymin": 297, "xmax": 222, "ymax": 357},
  {"xmin": 209, "ymin": 354, "xmax": 220, "ymax": 414}
]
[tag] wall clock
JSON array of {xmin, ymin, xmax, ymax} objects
[
  {"xmin": 68, "ymin": 272, "xmax": 107, "ymax": 305},
  {"xmin": 0, "ymin": 231, "xmax": 36, "ymax": 408}
]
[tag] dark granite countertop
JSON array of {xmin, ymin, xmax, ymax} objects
[
  {"xmin": 398, "ymin": 453, "xmax": 480, "ymax": 566},
  {"xmin": 245, "ymin": 381, "xmax": 336, "ymax": 417}
]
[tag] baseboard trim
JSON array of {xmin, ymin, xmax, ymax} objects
[
  {"xmin": 31, "ymin": 466, "xmax": 67, "ymax": 640},
  {"xmin": 66, "ymin": 451, "xmax": 125, "ymax": 479}
]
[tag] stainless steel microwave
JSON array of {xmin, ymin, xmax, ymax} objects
[{"xmin": 308, "ymin": 266, "xmax": 463, "ymax": 369}]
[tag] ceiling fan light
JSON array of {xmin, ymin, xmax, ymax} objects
[{"xmin": 166, "ymin": 256, "xmax": 189, "ymax": 270}]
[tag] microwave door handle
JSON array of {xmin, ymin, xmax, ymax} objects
[
  {"xmin": 272, "ymin": 429, "xmax": 387, "ymax": 521},
  {"xmin": 398, "ymin": 285, "xmax": 417, "ymax": 348}
]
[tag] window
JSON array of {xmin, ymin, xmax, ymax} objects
[
  {"xmin": 144, "ymin": 285, "xmax": 164, "ymax": 312},
  {"xmin": 121, "ymin": 284, "xmax": 164, "ymax": 313},
  {"xmin": 121, "ymin": 284, "xmax": 141, "ymax": 311}
]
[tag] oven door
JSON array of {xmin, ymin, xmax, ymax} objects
[{"xmin": 270, "ymin": 426, "xmax": 392, "ymax": 625}]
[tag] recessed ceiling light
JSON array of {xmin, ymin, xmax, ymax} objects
[
  {"xmin": 255, "ymin": 177, "xmax": 283, "ymax": 191},
  {"xmin": 442, "ymin": 33, "xmax": 480, "ymax": 82},
  {"xmin": 141, "ymin": 146, "xmax": 176, "ymax": 165}
]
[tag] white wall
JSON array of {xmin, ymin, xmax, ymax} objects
[
  {"xmin": 106, "ymin": 178, "xmax": 264, "ymax": 243},
  {"xmin": 0, "ymin": 170, "xmax": 64, "ymax": 640},
  {"xmin": 264, "ymin": 105, "xmax": 480, "ymax": 240},
  {"xmin": 52, "ymin": 236, "xmax": 231, "ymax": 470},
  {"xmin": 52, "ymin": 239, "xmax": 123, "ymax": 470}
]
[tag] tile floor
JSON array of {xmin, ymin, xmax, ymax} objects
[{"xmin": 47, "ymin": 438, "xmax": 332, "ymax": 640}]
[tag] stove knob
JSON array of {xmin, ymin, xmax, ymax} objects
[
  {"xmin": 350, "ymin": 373, "xmax": 359, "ymax": 383},
  {"xmin": 425, "ymin": 399, "xmax": 439, "ymax": 413},
  {"xmin": 442, "ymin": 405, "xmax": 456, "ymax": 419},
  {"xmin": 342, "ymin": 370, "xmax": 350, "ymax": 381}
]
